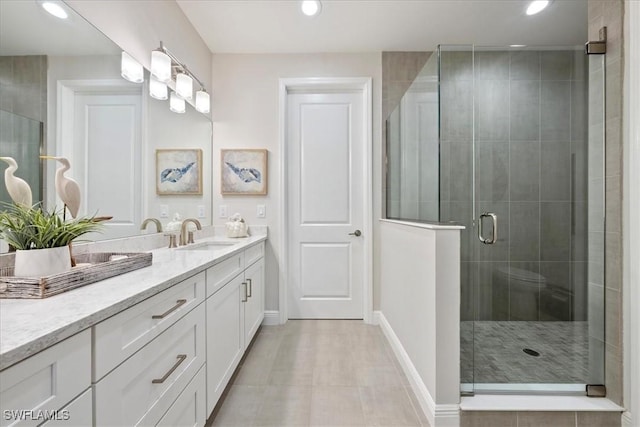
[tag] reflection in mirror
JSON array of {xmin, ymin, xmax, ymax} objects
[
  {"xmin": 0, "ymin": 0, "xmax": 212, "ymax": 250},
  {"xmin": 386, "ymin": 54, "xmax": 440, "ymax": 222}
]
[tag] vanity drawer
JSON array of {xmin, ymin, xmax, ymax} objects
[
  {"xmin": 0, "ymin": 330, "xmax": 90, "ymax": 427},
  {"xmin": 39, "ymin": 388, "xmax": 92, "ymax": 426},
  {"xmin": 206, "ymin": 252, "xmax": 244, "ymax": 297},
  {"xmin": 94, "ymin": 303, "xmax": 205, "ymax": 427},
  {"xmin": 245, "ymin": 241, "xmax": 264, "ymax": 268},
  {"xmin": 93, "ymin": 271, "xmax": 205, "ymax": 380},
  {"xmin": 157, "ymin": 365, "xmax": 206, "ymax": 427}
]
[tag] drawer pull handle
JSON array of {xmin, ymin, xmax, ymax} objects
[
  {"xmin": 152, "ymin": 354, "xmax": 187, "ymax": 384},
  {"xmin": 152, "ymin": 299, "xmax": 187, "ymax": 319},
  {"xmin": 247, "ymin": 278, "xmax": 252, "ymax": 298},
  {"xmin": 242, "ymin": 282, "xmax": 248, "ymax": 302}
]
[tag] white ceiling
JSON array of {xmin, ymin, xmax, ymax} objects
[
  {"xmin": 177, "ymin": 0, "xmax": 588, "ymax": 54},
  {"xmin": 0, "ymin": 1, "xmax": 118, "ymax": 56}
]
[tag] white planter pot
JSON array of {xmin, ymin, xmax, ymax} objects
[{"xmin": 14, "ymin": 246, "xmax": 72, "ymax": 278}]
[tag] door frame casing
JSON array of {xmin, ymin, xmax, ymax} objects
[{"xmin": 278, "ymin": 77, "xmax": 373, "ymax": 324}]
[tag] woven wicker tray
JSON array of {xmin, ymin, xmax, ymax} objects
[{"xmin": 0, "ymin": 252, "xmax": 153, "ymax": 299}]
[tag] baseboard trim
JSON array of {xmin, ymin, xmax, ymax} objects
[
  {"xmin": 622, "ymin": 411, "xmax": 633, "ymax": 427},
  {"xmin": 375, "ymin": 311, "xmax": 460, "ymax": 427},
  {"xmin": 262, "ymin": 310, "xmax": 281, "ymax": 325}
]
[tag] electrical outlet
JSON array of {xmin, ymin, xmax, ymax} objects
[
  {"xmin": 257, "ymin": 205, "xmax": 266, "ymax": 218},
  {"xmin": 219, "ymin": 205, "xmax": 228, "ymax": 218},
  {"xmin": 160, "ymin": 204, "xmax": 169, "ymax": 218},
  {"xmin": 197, "ymin": 205, "xmax": 206, "ymax": 218}
]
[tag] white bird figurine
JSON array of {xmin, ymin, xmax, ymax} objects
[
  {"xmin": 0, "ymin": 157, "xmax": 33, "ymax": 207},
  {"xmin": 40, "ymin": 156, "xmax": 81, "ymax": 219}
]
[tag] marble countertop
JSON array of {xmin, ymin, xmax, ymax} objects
[{"xmin": 0, "ymin": 233, "xmax": 267, "ymax": 371}]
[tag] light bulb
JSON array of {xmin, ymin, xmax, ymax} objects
[
  {"xmin": 121, "ymin": 52, "xmax": 144, "ymax": 83},
  {"xmin": 195, "ymin": 90, "xmax": 210, "ymax": 114},
  {"xmin": 169, "ymin": 92, "xmax": 186, "ymax": 114},
  {"xmin": 176, "ymin": 73, "xmax": 193, "ymax": 100},
  {"xmin": 301, "ymin": 0, "xmax": 321, "ymax": 16},
  {"xmin": 151, "ymin": 50, "xmax": 172, "ymax": 83},
  {"xmin": 526, "ymin": 0, "xmax": 550, "ymax": 15},
  {"xmin": 149, "ymin": 77, "xmax": 168, "ymax": 100},
  {"xmin": 41, "ymin": 1, "xmax": 68, "ymax": 19}
]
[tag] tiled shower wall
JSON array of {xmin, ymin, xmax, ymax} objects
[
  {"xmin": 0, "ymin": 55, "xmax": 46, "ymax": 204},
  {"xmin": 439, "ymin": 49, "xmax": 589, "ymax": 323}
]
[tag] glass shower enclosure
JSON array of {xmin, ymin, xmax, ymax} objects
[{"xmin": 386, "ymin": 45, "xmax": 605, "ymax": 395}]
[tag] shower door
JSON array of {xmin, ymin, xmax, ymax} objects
[{"xmin": 440, "ymin": 45, "xmax": 605, "ymax": 395}]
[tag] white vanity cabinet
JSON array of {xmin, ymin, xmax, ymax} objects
[
  {"xmin": 0, "ymin": 330, "xmax": 91, "ymax": 427},
  {"xmin": 205, "ymin": 242, "xmax": 265, "ymax": 415},
  {"xmin": 93, "ymin": 272, "xmax": 207, "ymax": 427}
]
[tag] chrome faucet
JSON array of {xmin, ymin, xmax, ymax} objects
[
  {"xmin": 180, "ymin": 218, "xmax": 202, "ymax": 246},
  {"xmin": 141, "ymin": 218, "xmax": 163, "ymax": 233}
]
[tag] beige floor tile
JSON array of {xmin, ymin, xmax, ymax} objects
[
  {"xmin": 355, "ymin": 364, "xmax": 405, "ymax": 387},
  {"xmin": 313, "ymin": 355, "xmax": 358, "ymax": 386},
  {"xmin": 404, "ymin": 385, "xmax": 431, "ymax": 427},
  {"xmin": 359, "ymin": 386, "xmax": 422, "ymax": 427},
  {"xmin": 211, "ymin": 385, "xmax": 265, "ymax": 426},
  {"xmin": 233, "ymin": 352, "xmax": 277, "ymax": 386},
  {"xmin": 254, "ymin": 385, "xmax": 313, "ymax": 426},
  {"xmin": 309, "ymin": 386, "xmax": 366, "ymax": 426}
]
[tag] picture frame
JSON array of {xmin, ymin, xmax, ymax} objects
[
  {"xmin": 221, "ymin": 149, "xmax": 268, "ymax": 195},
  {"xmin": 156, "ymin": 149, "xmax": 203, "ymax": 195}
]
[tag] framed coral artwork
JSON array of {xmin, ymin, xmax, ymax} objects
[
  {"xmin": 156, "ymin": 149, "xmax": 202, "ymax": 195},
  {"xmin": 221, "ymin": 149, "xmax": 268, "ymax": 195}
]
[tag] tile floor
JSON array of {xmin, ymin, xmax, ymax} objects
[
  {"xmin": 207, "ymin": 320, "xmax": 430, "ymax": 427},
  {"xmin": 460, "ymin": 321, "xmax": 589, "ymax": 384}
]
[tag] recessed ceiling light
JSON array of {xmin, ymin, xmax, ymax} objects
[
  {"xmin": 510, "ymin": 44, "xmax": 527, "ymax": 48},
  {"xmin": 526, "ymin": 0, "xmax": 550, "ymax": 16},
  {"xmin": 40, "ymin": 1, "xmax": 69, "ymax": 19},
  {"xmin": 301, "ymin": 0, "xmax": 321, "ymax": 17}
]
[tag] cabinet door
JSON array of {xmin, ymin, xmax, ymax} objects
[
  {"xmin": 0, "ymin": 330, "xmax": 90, "ymax": 427},
  {"xmin": 205, "ymin": 274, "xmax": 244, "ymax": 415},
  {"xmin": 243, "ymin": 258, "xmax": 264, "ymax": 349}
]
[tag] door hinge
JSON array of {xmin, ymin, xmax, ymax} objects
[{"xmin": 586, "ymin": 384, "xmax": 607, "ymax": 397}]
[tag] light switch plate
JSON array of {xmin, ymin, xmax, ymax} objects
[
  {"xmin": 257, "ymin": 205, "xmax": 266, "ymax": 218},
  {"xmin": 219, "ymin": 205, "xmax": 228, "ymax": 218},
  {"xmin": 197, "ymin": 205, "xmax": 206, "ymax": 218},
  {"xmin": 160, "ymin": 204, "xmax": 169, "ymax": 218}
]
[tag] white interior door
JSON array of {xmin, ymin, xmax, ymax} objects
[
  {"xmin": 287, "ymin": 90, "xmax": 366, "ymax": 319},
  {"xmin": 72, "ymin": 92, "xmax": 142, "ymax": 239}
]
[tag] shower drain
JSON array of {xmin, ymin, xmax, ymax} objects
[{"xmin": 523, "ymin": 348, "xmax": 541, "ymax": 357}]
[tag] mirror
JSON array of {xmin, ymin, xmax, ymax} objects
[{"xmin": 0, "ymin": 1, "xmax": 212, "ymax": 248}]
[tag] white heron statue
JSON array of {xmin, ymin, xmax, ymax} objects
[
  {"xmin": 40, "ymin": 156, "xmax": 81, "ymax": 219},
  {"xmin": 0, "ymin": 157, "xmax": 33, "ymax": 207}
]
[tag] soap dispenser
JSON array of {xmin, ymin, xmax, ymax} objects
[{"xmin": 166, "ymin": 213, "xmax": 182, "ymax": 233}]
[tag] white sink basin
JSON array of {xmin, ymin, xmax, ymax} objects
[{"xmin": 177, "ymin": 241, "xmax": 237, "ymax": 251}]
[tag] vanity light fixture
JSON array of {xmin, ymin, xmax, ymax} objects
[
  {"xmin": 120, "ymin": 52, "xmax": 144, "ymax": 83},
  {"xmin": 526, "ymin": 0, "xmax": 550, "ymax": 15},
  {"xmin": 149, "ymin": 76, "xmax": 168, "ymax": 100},
  {"xmin": 151, "ymin": 49, "xmax": 172, "ymax": 83},
  {"xmin": 301, "ymin": 0, "xmax": 322, "ymax": 16},
  {"xmin": 149, "ymin": 42, "xmax": 211, "ymax": 114},
  {"xmin": 176, "ymin": 73, "xmax": 193, "ymax": 101},
  {"xmin": 169, "ymin": 92, "xmax": 186, "ymax": 114},
  {"xmin": 39, "ymin": 1, "xmax": 68, "ymax": 19},
  {"xmin": 195, "ymin": 90, "xmax": 210, "ymax": 114}
]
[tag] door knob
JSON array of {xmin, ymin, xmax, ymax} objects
[{"xmin": 349, "ymin": 230, "xmax": 362, "ymax": 237}]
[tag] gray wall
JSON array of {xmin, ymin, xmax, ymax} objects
[{"xmin": 439, "ymin": 48, "xmax": 589, "ymax": 323}]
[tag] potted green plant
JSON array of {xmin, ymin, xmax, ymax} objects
[{"xmin": 0, "ymin": 203, "xmax": 103, "ymax": 277}]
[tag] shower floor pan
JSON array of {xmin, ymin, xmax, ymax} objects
[{"xmin": 461, "ymin": 321, "xmax": 589, "ymax": 385}]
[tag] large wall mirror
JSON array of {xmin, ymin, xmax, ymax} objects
[{"xmin": 0, "ymin": 1, "xmax": 212, "ymax": 249}]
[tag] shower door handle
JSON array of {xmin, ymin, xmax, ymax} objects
[{"xmin": 478, "ymin": 212, "xmax": 497, "ymax": 245}]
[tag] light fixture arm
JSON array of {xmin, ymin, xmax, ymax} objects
[{"xmin": 156, "ymin": 42, "xmax": 207, "ymax": 91}]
